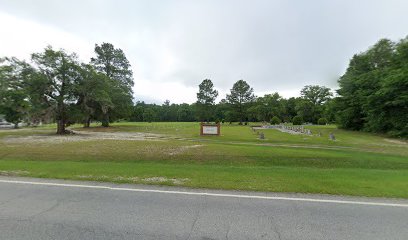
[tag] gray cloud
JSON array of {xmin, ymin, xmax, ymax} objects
[{"xmin": 1, "ymin": 0, "xmax": 408, "ymax": 103}]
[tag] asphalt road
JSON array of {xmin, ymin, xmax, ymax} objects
[{"xmin": 0, "ymin": 177, "xmax": 407, "ymax": 240}]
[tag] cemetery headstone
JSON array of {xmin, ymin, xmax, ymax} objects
[
  {"xmin": 259, "ymin": 132, "xmax": 265, "ymax": 139},
  {"xmin": 329, "ymin": 133, "xmax": 336, "ymax": 141}
]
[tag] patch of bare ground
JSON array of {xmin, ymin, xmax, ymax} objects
[
  {"xmin": 1, "ymin": 130, "xmax": 165, "ymax": 144},
  {"xmin": 76, "ymin": 175, "xmax": 189, "ymax": 185},
  {"xmin": 0, "ymin": 170, "xmax": 30, "ymax": 176},
  {"xmin": 167, "ymin": 145, "xmax": 203, "ymax": 155},
  {"xmin": 0, "ymin": 128, "xmax": 43, "ymax": 132},
  {"xmin": 142, "ymin": 177, "xmax": 190, "ymax": 185},
  {"xmin": 384, "ymin": 138, "xmax": 407, "ymax": 145}
]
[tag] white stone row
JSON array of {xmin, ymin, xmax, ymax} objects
[{"xmin": 266, "ymin": 124, "xmax": 312, "ymax": 135}]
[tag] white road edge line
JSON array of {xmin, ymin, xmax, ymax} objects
[{"xmin": 0, "ymin": 179, "xmax": 407, "ymax": 208}]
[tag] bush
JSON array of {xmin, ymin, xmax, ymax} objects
[
  {"xmin": 270, "ymin": 116, "xmax": 281, "ymax": 125},
  {"xmin": 283, "ymin": 116, "xmax": 291, "ymax": 123},
  {"xmin": 292, "ymin": 116, "xmax": 303, "ymax": 125},
  {"xmin": 318, "ymin": 118, "xmax": 328, "ymax": 125}
]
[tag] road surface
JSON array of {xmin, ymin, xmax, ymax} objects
[{"xmin": 0, "ymin": 176, "xmax": 407, "ymax": 240}]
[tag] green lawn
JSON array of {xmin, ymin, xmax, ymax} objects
[{"xmin": 0, "ymin": 122, "xmax": 407, "ymax": 198}]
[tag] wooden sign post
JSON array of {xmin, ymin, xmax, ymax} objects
[{"xmin": 200, "ymin": 122, "xmax": 221, "ymax": 136}]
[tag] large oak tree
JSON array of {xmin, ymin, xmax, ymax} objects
[
  {"xmin": 31, "ymin": 47, "xmax": 81, "ymax": 134},
  {"xmin": 91, "ymin": 43, "xmax": 134, "ymax": 127}
]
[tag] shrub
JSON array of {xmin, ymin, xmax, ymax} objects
[
  {"xmin": 283, "ymin": 116, "xmax": 291, "ymax": 123},
  {"xmin": 292, "ymin": 116, "xmax": 303, "ymax": 125},
  {"xmin": 318, "ymin": 118, "xmax": 328, "ymax": 125},
  {"xmin": 270, "ymin": 116, "xmax": 281, "ymax": 125}
]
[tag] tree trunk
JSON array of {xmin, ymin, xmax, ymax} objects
[
  {"xmin": 57, "ymin": 119, "xmax": 65, "ymax": 134},
  {"xmin": 57, "ymin": 74, "xmax": 66, "ymax": 134},
  {"xmin": 14, "ymin": 123, "xmax": 19, "ymax": 129},
  {"xmin": 56, "ymin": 98, "xmax": 66, "ymax": 134},
  {"xmin": 83, "ymin": 117, "xmax": 91, "ymax": 128},
  {"xmin": 101, "ymin": 113, "xmax": 109, "ymax": 127}
]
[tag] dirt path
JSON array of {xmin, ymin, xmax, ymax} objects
[{"xmin": 1, "ymin": 130, "xmax": 166, "ymax": 144}]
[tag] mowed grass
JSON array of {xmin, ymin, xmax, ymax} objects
[
  {"xmin": 0, "ymin": 122, "xmax": 407, "ymax": 198},
  {"xmin": 72, "ymin": 122, "xmax": 407, "ymax": 155}
]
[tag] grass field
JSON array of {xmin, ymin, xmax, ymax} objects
[{"xmin": 0, "ymin": 122, "xmax": 407, "ymax": 198}]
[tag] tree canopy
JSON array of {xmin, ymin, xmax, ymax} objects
[
  {"xmin": 336, "ymin": 37, "xmax": 408, "ymax": 137},
  {"xmin": 0, "ymin": 57, "xmax": 32, "ymax": 128},
  {"xmin": 90, "ymin": 43, "xmax": 134, "ymax": 127},
  {"xmin": 31, "ymin": 47, "xmax": 82, "ymax": 134},
  {"xmin": 0, "ymin": 43, "xmax": 134, "ymax": 134}
]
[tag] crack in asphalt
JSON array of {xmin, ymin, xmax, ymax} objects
[
  {"xmin": 186, "ymin": 195, "xmax": 205, "ymax": 240},
  {"xmin": 29, "ymin": 199, "xmax": 61, "ymax": 220},
  {"xmin": 260, "ymin": 205, "xmax": 282, "ymax": 240},
  {"xmin": 223, "ymin": 198, "xmax": 237, "ymax": 240}
]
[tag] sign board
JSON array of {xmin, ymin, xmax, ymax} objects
[
  {"xmin": 200, "ymin": 123, "xmax": 220, "ymax": 136},
  {"xmin": 203, "ymin": 125, "xmax": 218, "ymax": 135}
]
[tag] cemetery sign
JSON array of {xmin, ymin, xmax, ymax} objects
[{"xmin": 200, "ymin": 123, "xmax": 221, "ymax": 136}]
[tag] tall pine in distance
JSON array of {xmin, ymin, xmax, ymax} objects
[
  {"xmin": 226, "ymin": 80, "xmax": 255, "ymax": 124},
  {"xmin": 196, "ymin": 79, "xmax": 218, "ymax": 122}
]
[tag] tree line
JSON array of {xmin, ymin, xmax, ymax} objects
[
  {"xmin": 1, "ymin": 37, "xmax": 407, "ymax": 137},
  {"xmin": 0, "ymin": 43, "xmax": 134, "ymax": 134},
  {"xmin": 130, "ymin": 81, "xmax": 334, "ymax": 126}
]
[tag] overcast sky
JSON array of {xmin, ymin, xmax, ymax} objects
[{"xmin": 1, "ymin": 0, "xmax": 407, "ymax": 103}]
